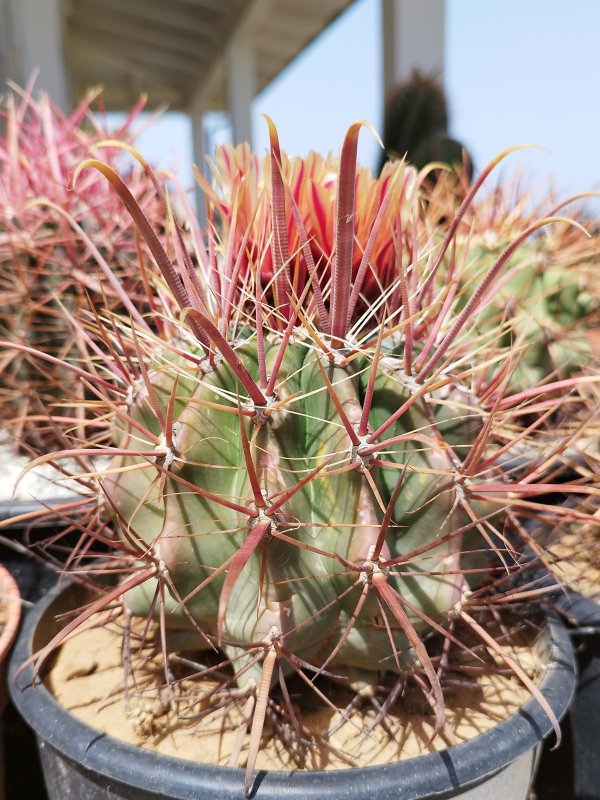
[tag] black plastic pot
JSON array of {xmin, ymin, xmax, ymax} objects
[
  {"xmin": 10, "ymin": 581, "xmax": 576, "ymax": 800},
  {"xmin": 554, "ymin": 588, "xmax": 600, "ymax": 630},
  {"xmin": 533, "ymin": 588, "xmax": 600, "ymax": 800},
  {"xmin": 0, "ymin": 498, "xmax": 70, "ymax": 523},
  {"xmin": 0, "ymin": 493, "xmax": 92, "ymax": 530},
  {"xmin": 533, "ymin": 630, "xmax": 600, "ymax": 800},
  {"xmin": 511, "ymin": 518, "xmax": 600, "ymax": 798}
]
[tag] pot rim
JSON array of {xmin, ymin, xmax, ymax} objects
[
  {"xmin": 0, "ymin": 497, "xmax": 87, "ymax": 528},
  {"xmin": 555, "ymin": 587, "xmax": 600, "ymax": 629},
  {"xmin": 9, "ymin": 579, "xmax": 576, "ymax": 800}
]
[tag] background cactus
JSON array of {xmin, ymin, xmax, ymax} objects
[
  {"xmin": 0, "ymin": 83, "xmax": 167, "ymax": 450},
  {"xmin": 378, "ymin": 70, "xmax": 472, "ymax": 180},
  {"xmin": 445, "ymin": 182, "xmax": 600, "ymax": 391},
  {"xmin": 8, "ymin": 120, "xmax": 600, "ymax": 795}
]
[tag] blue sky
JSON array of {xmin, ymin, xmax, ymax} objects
[{"xmin": 128, "ymin": 0, "xmax": 600, "ymax": 202}]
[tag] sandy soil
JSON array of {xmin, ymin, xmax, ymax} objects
[{"xmin": 45, "ymin": 613, "xmax": 542, "ymax": 774}]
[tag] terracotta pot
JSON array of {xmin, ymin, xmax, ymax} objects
[
  {"xmin": 0, "ymin": 563, "xmax": 22, "ymax": 800},
  {"xmin": 0, "ymin": 564, "xmax": 21, "ymax": 712}
]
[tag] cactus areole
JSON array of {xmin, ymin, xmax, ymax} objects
[{"xmin": 11, "ymin": 120, "xmax": 599, "ymax": 795}]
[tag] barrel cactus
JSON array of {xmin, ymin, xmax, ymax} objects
[
  {"xmin": 377, "ymin": 70, "xmax": 472, "ymax": 180},
  {"xmin": 0, "ymin": 84, "xmax": 166, "ymax": 450},
  {"xmin": 10, "ymin": 121, "xmax": 600, "ymax": 795},
  {"xmin": 434, "ymin": 176, "xmax": 600, "ymax": 390}
]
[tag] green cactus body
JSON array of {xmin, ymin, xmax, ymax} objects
[{"xmin": 106, "ymin": 333, "xmax": 492, "ymax": 685}]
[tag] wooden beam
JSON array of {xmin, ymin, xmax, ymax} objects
[
  {"xmin": 72, "ymin": 0, "xmax": 222, "ymax": 38},
  {"xmin": 174, "ymin": 0, "xmax": 231, "ymax": 12},
  {"xmin": 68, "ymin": 36, "xmax": 191, "ymax": 107},
  {"xmin": 70, "ymin": 30, "xmax": 201, "ymax": 76},
  {"xmin": 188, "ymin": 0, "xmax": 271, "ymax": 110},
  {"xmin": 70, "ymin": 15, "xmax": 209, "ymax": 63},
  {"xmin": 85, "ymin": 84, "xmax": 188, "ymax": 109}
]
